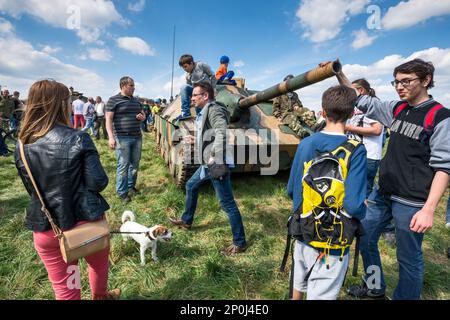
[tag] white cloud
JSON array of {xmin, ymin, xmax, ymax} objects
[
  {"xmin": 297, "ymin": 47, "xmax": 450, "ymax": 111},
  {"xmin": 296, "ymin": 0, "xmax": 369, "ymax": 43},
  {"xmin": 76, "ymin": 27, "xmax": 103, "ymax": 44},
  {"xmin": 0, "ymin": 0, "xmax": 124, "ymax": 43},
  {"xmin": 382, "ymin": 0, "xmax": 450, "ymax": 30},
  {"xmin": 233, "ymin": 60, "xmax": 245, "ymax": 68},
  {"xmin": 0, "ymin": 33, "xmax": 108, "ymax": 100},
  {"xmin": 119, "ymin": 72, "xmax": 184, "ymax": 100},
  {"xmin": 351, "ymin": 29, "xmax": 378, "ymax": 49},
  {"xmin": 116, "ymin": 37, "xmax": 155, "ymax": 56},
  {"xmin": 41, "ymin": 45, "xmax": 62, "ymax": 55},
  {"xmin": 87, "ymin": 48, "xmax": 112, "ymax": 61},
  {"xmin": 162, "ymin": 75, "xmax": 186, "ymax": 97},
  {"xmin": 0, "ymin": 17, "xmax": 13, "ymax": 34},
  {"xmin": 128, "ymin": 0, "xmax": 146, "ymax": 12}
]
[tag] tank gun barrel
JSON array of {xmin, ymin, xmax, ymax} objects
[{"xmin": 237, "ymin": 60, "xmax": 341, "ymax": 109}]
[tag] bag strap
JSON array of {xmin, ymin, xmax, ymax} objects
[
  {"xmin": 393, "ymin": 102, "xmax": 409, "ymax": 118},
  {"xmin": 280, "ymin": 234, "xmax": 292, "ymax": 273},
  {"xmin": 19, "ymin": 140, "xmax": 63, "ymax": 238},
  {"xmin": 352, "ymin": 236, "xmax": 361, "ymax": 277},
  {"xmin": 423, "ymin": 104, "xmax": 443, "ymax": 132},
  {"xmin": 330, "ymin": 139, "xmax": 361, "ymax": 167}
]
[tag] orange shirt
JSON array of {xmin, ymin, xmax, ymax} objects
[{"xmin": 215, "ymin": 64, "xmax": 227, "ymax": 80}]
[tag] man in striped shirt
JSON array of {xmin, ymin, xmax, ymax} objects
[{"xmin": 106, "ymin": 76, "xmax": 146, "ymax": 203}]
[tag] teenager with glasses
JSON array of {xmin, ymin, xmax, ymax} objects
[{"xmin": 332, "ymin": 58, "xmax": 450, "ymax": 300}]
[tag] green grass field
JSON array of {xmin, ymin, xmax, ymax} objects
[{"xmin": 0, "ymin": 131, "xmax": 449, "ymax": 300}]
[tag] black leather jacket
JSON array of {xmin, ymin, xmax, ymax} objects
[{"xmin": 15, "ymin": 125, "xmax": 110, "ymax": 232}]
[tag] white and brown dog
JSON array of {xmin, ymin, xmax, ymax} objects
[{"xmin": 120, "ymin": 210, "xmax": 172, "ymax": 265}]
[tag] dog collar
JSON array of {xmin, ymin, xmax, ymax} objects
[{"xmin": 146, "ymin": 231, "xmax": 157, "ymax": 240}]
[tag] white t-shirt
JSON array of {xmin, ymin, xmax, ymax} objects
[
  {"xmin": 95, "ymin": 102, "xmax": 105, "ymax": 117},
  {"xmin": 72, "ymin": 99, "xmax": 85, "ymax": 115},
  {"xmin": 347, "ymin": 110, "xmax": 384, "ymax": 160}
]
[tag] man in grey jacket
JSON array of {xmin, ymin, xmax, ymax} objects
[
  {"xmin": 177, "ymin": 54, "xmax": 216, "ymax": 121},
  {"xmin": 169, "ymin": 81, "xmax": 247, "ymax": 255}
]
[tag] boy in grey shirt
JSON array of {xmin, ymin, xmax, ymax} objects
[{"xmin": 177, "ymin": 54, "xmax": 216, "ymax": 120}]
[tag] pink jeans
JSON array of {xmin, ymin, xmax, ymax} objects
[
  {"xmin": 33, "ymin": 221, "xmax": 109, "ymax": 300},
  {"xmin": 73, "ymin": 114, "xmax": 85, "ymax": 130}
]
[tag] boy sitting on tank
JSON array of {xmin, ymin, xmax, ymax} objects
[{"xmin": 215, "ymin": 55, "xmax": 236, "ymax": 85}]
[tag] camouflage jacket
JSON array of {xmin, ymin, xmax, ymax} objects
[
  {"xmin": 282, "ymin": 106, "xmax": 317, "ymax": 128},
  {"xmin": 0, "ymin": 96, "xmax": 14, "ymax": 118},
  {"xmin": 272, "ymin": 92, "xmax": 302, "ymax": 119}
]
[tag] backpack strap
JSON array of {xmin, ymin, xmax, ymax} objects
[
  {"xmin": 423, "ymin": 104, "xmax": 443, "ymax": 132},
  {"xmin": 352, "ymin": 236, "xmax": 361, "ymax": 277},
  {"xmin": 330, "ymin": 139, "xmax": 361, "ymax": 166},
  {"xmin": 393, "ymin": 102, "xmax": 409, "ymax": 118},
  {"xmin": 280, "ymin": 234, "xmax": 291, "ymax": 273}
]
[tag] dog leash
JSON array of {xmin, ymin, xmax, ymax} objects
[{"xmin": 110, "ymin": 231, "xmax": 156, "ymax": 240}]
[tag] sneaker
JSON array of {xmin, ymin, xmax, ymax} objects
[
  {"xmin": 445, "ymin": 222, "xmax": 450, "ymax": 230},
  {"xmin": 220, "ymin": 244, "xmax": 247, "ymax": 256},
  {"xmin": 119, "ymin": 194, "xmax": 131, "ymax": 203},
  {"xmin": 219, "ymin": 79, "xmax": 237, "ymax": 86},
  {"xmin": 347, "ymin": 283, "xmax": 386, "ymax": 300},
  {"xmin": 92, "ymin": 288, "xmax": 121, "ymax": 300},
  {"xmin": 128, "ymin": 187, "xmax": 139, "ymax": 196},
  {"xmin": 174, "ymin": 114, "xmax": 191, "ymax": 122},
  {"xmin": 168, "ymin": 216, "xmax": 191, "ymax": 230}
]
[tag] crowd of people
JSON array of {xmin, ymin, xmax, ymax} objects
[
  {"xmin": 4, "ymin": 55, "xmax": 450, "ymax": 301},
  {"xmin": 68, "ymin": 87, "xmax": 167, "ymax": 139},
  {"xmin": 0, "ymin": 88, "xmax": 23, "ymax": 156}
]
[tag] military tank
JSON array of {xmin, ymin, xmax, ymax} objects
[{"xmin": 154, "ymin": 60, "xmax": 341, "ymax": 187}]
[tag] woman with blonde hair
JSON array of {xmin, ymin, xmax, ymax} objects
[{"xmin": 15, "ymin": 79, "xmax": 119, "ymax": 300}]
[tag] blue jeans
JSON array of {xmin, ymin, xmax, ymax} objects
[
  {"xmin": 9, "ymin": 116, "xmax": 18, "ymax": 131},
  {"xmin": 180, "ymin": 84, "xmax": 193, "ymax": 117},
  {"xmin": 219, "ymin": 71, "xmax": 235, "ymax": 82},
  {"xmin": 366, "ymin": 159, "xmax": 380, "ymax": 197},
  {"xmin": 82, "ymin": 117, "xmax": 95, "ymax": 134},
  {"xmin": 360, "ymin": 188, "xmax": 424, "ymax": 299},
  {"xmin": 140, "ymin": 116, "xmax": 149, "ymax": 132},
  {"xmin": 0, "ymin": 132, "xmax": 8, "ymax": 155},
  {"xmin": 181, "ymin": 166, "xmax": 247, "ymax": 247},
  {"xmin": 115, "ymin": 136, "xmax": 142, "ymax": 197},
  {"xmin": 147, "ymin": 113, "xmax": 154, "ymax": 125}
]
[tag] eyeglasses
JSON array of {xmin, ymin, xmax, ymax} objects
[
  {"xmin": 192, "ymin": 92, "xmax": 205, "ymax": 97},
  {"xmin": 391, "ymin": 78, "xmax": 421, "ymax": 87}
]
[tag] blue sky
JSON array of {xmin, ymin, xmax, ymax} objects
[{"xmin": 1, "ymin": 0, "xmax": 450, "ymax": 110}]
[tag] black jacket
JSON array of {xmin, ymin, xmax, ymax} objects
[
  {"xmin": 15, "ymin": 125, "xmax": 109, "ymax": 232},
  {"xmin": 379, "ymin": 100, "xmax": 450, "ymax": 204}
]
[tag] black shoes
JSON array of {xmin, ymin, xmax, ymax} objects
[
  {"xmin": 347, "ymin": 282, "xmax": 387, "ymax": 300},
  {"xmin": 168, "ymin": 217, "xmax": 192, "ymax": 230},
  {"xmin": 119, "ymin": 194, "xmax": 131, "ymax": 203},
  {"xmin": 220, "ymin": 244, "xmax": 247, "ymax": 256},
  {"xmin": 128, "ymin": 187, "xmax": 139, "ymax": 196},
  {"xmin": 118, "ymin": 187, "xmax": 139, "ymax": 203}
]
